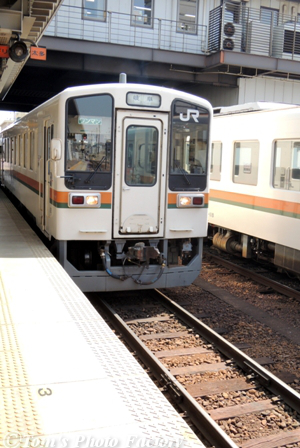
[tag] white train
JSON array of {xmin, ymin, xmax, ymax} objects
[
  {"xmin": 209, "ymin": 102, "xmax": 300, "ymax": 278},
  {"xmin": 0, "ymin": 77, "xmax": 212, "ymax": 291}
]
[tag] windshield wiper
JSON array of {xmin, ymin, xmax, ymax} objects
[
  {"xmin": 85, "ymin": 156, "xmax": 106, "ymax": 184},
  {"xmin": 176, "ymin": 166, "xmax": 191, "ymax": 186}
]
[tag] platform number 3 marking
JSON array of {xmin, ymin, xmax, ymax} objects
[{"xmin": 38, "ymin": 388, "xmax": 52, "ymax": 396}]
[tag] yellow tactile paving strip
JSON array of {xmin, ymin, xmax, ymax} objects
[{"xmin": 0, "ymin": 276, "xmax": 43, "ymax": 445}]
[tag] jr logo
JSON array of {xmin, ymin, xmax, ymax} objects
[{"xmin": 179, "ymin": 109, "xmax": 199, "ymax": 122}]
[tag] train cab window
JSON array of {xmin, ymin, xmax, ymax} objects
[
  {"xmin": 170, "ymin": 100, "xmax": 210, "ymax": 191},
  {"xmin": 125, "ymin": 125, "xmax": 158, "ymax": 186},
  {"xmin": 66, "ymin": 94, "xmax": 113, "ymax": 190},
  {"xmin": 233, "ymin": 141, "xmax": 259, "ymax": 186},
  {"xmin": 210, "ymin": 141, "xmax": 222, "ymax": 181},
  {"xmin": 273, "ymin": 140, "xmax": 300, "ymax": 191}
]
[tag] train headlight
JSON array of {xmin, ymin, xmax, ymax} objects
[
  {"xmin": 69, "ymin": 193, "xmax": 101, "ymax": 208},
  {"xmin": 177, "ymin": 194, "xmax": 204, "ymax": 208},
  {"xmin": 179, "ymin": 196, "xmax": 192, "ymax": 206},
  {"xmin": 86, "ymin": 195, "xmax": 99, "ymax": 206}
]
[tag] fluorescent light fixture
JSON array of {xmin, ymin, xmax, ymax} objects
[{"xmin": 185, "ymin": 14, "xmax": 196, "ymax": 17}]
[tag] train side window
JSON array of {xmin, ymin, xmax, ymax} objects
[
  {"xmin": 3, "ymin": 138, "xmax": 6, "ymax": 162},
  {"xmin": 7, "ymin": 138, "xmax": 10, "ymax": 163},
  {"xmin": 47, "ymin": 127, "xmax": 52, "ymax": 160},
  {"xmin": 11, "ymin": 137, "xmax": 15, "ymax": 165},
  {"xmin": 19, "ymin": 135, "xmax": 24, "ymax": 167},
  {"xmin": 16, "ymin": 136, "xmax": 20, "ymax": 167},
  {"xmin": 9, "ymin": 139, "xmax": 12, "ymax": 164},
  {"xmin": 7, "ymin": 139, "xmax": 10, "ymax": 164},
  {"xmin": 1, "ymin": 138, "xmax": 5, "ymax": 161},
  {"xmin": 233, "ymin": 141, "xmax": 259, "ymax": 186},
  {"xmin": 30, "ymin": 131, "xmax": 35, "ymax": 171},
  {"xmin": 273, "ymin": 140, "xmax": 300, "ymax": 191},
  {"xmin": 2, "ymin": 138, "xmax": 5, "ymax": 161},
  {"xmin": 210, "ymin": 141, "xmax": 222, "ymax": 181},
  {"xmin": 7, "ymin": 139, "xmax": 10, "ymax": 163},
  {"xmin": 125, "ymin": 125, "xmax": 158, "ymax": 186},
  {"xmin": 28, "ymin": 132, "xmax": 31, "ymax": 170},
  {"xmin": 2, "ymin": 139, "xmax": 4, "ymax": 160},
  {"xmin": 24, "ymin": 133, "xmax": 28, "ymax": 169}
]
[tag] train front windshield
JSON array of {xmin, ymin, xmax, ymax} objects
[
  {"xmin": 170, "ymin": 100, "xmax": 210, "ymax": 191},
  {"xmin": 64, "ymin": 94, "xmax": 210, "ymax": 191},
  {"xmin": 65, "ymin": 94, "xmax": 113, "ymax": 189}
]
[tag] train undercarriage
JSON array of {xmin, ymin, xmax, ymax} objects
[
  {"xmin": 50, "ymin": 237, "xmax": 201, "ymax": 289},
  {"xmin": 209, "ymin": 227, "xmax": 300, "ymax": 280}
]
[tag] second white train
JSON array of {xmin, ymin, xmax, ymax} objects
[{"xmin": 209, "ymin": 102, "xmax": 300, "ymax": 278}]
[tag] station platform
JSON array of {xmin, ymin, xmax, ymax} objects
[{"xmin": 0, "ymin": 189, "xmax": 205, "ymax": 448}]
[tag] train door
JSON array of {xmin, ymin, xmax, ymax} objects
[
  {"xmin": 42, "ymin": 120, "xmax": 53, "ymax": 236},
  {"xmin": 113, "ymin": 111, "xmax": 168, "ymax": 237}
]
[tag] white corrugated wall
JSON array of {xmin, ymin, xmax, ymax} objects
[{"xmin": 238, "ymin": 77, "xmax": 300, "ymax": 104}]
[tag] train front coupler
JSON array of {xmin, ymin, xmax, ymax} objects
[
  {"xmin": 99, "ymin": 241, "xmax": 166, "ymax": 284},
  {"xmin": 125, "ymin": 241, "xmax": 161, "ymax": 266}
]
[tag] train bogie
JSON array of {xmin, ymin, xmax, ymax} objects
[{"xmin": 1, "ymin": 80, "xmax": 212, "ymax": 291}]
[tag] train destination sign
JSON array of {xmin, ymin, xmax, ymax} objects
[
  {"xmin": 127, "ymin": 92, "xmax": 161, "ymax": 107},
  {"xmin": 78, "ymin": 117, "xmax": 102, "ymax": 125}
]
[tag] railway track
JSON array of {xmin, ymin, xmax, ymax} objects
[
  {"xmin": 88, "ymin": 290, "xmax": 300, "ymax": 448},
  {"xmin": 203, "ymin": 249, "xmax": 300, "ymax": 302}
]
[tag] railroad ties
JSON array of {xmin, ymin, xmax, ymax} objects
[{"xmin": 98, "ymin": 292, "xmax": 300, "ymax": 448}]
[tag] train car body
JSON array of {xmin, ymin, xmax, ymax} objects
[
  {"xmin": 209, "ymin": 102, "xmax": 300, "ymax": 278},
  {"xmin": 0, "ymin": 80, "xmax": 212, "ymax": 291}
]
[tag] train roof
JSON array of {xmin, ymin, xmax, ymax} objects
[{"xmin": 213, "ymin": 101, "xmax": 299, "ymax": 116}]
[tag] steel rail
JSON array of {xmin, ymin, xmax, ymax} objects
[
  {"xmin": 155, "ymin": 289, "xmax": 300, "ymax": 415},
  {"xmin": 97, "ymin": 298, "xmax": 240, "ymax": 448},
  {"xmin": 205, "ymin": 252, "xmax": 300, "ymax": 301}
]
